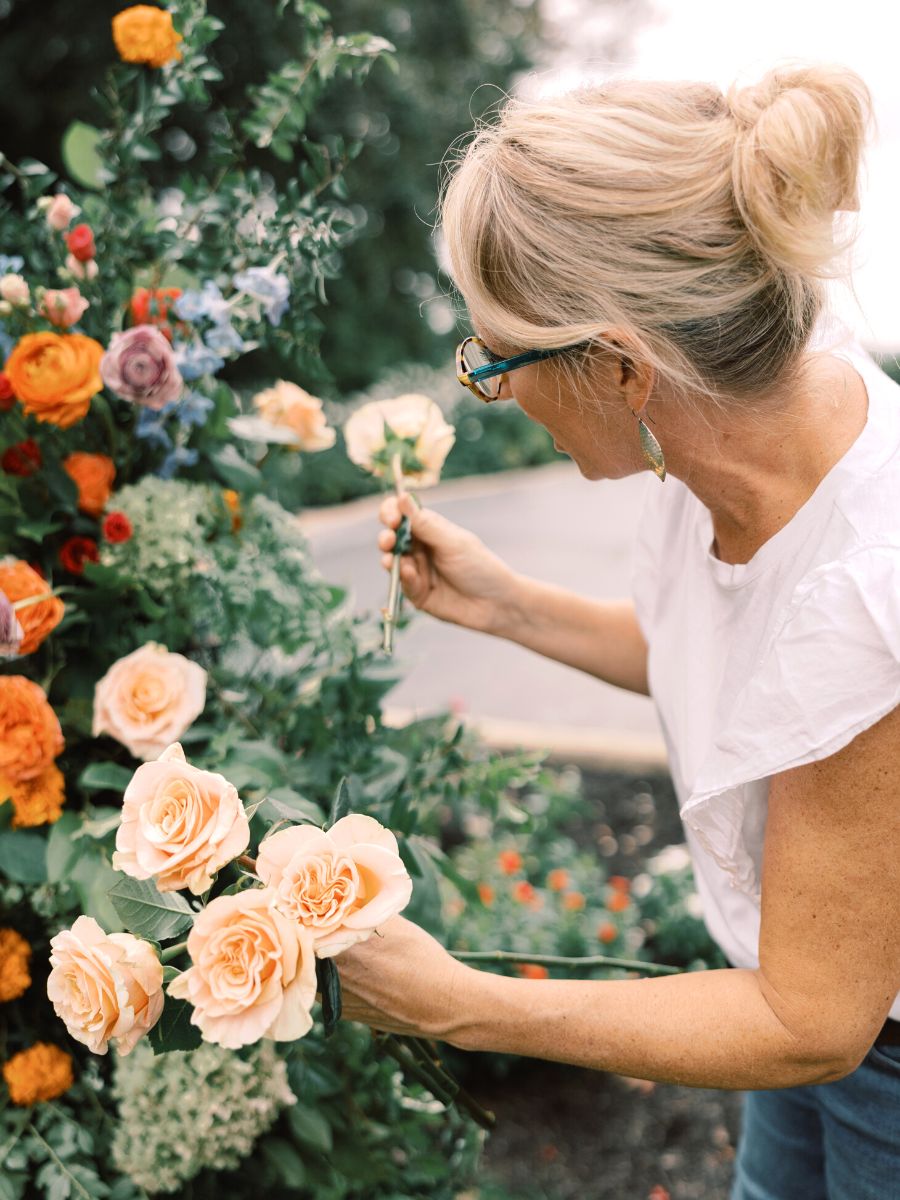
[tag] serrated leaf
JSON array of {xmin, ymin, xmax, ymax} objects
[
  {"xmin": 259, "ymin": 787, "xmax": 323, "ymax": 825},
  {"xmin": 148, "ymin": 994, "xmax": 202, "ymax": 1054},
  {"xmin": 108, "ymin": 876, "xmax": 194, "ymax": 940}
]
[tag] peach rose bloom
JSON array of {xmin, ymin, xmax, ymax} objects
[
  {"xmin": 64, "ymin": 254, "xmax": 99, "ymax": 282},
  {"xmin": 4, "ymin": 331, "xmax": 104, "ymax": 429},
  {"xmin": 256, "ymin": 814, "xmax": 413, "ymax": 958},
  {"xmin": 0, "ymin": 676, "xmax": 63, "ymax": 783},
  {"xmin": 252, "ymin": 381, "xmax": 336, "ymax": 451},
  {"xmin": 47, "ymin": 916, "xmax": 163, "ymax": 1056},
  {"xmin": 113, "ymin": 742, "xmax": 249, "ymax": 895},
  {"xmin": 344, "ymin": 394, "xmax": 455, "ymax": 487},
  {"xmin": 0, "ymin": 559, "xmax": 64, "ymax": 655},
  {"xmin": 167, "ymin": 889, "xmax": 318, "ymax": 1049},
  {"xmin": 42, "ymin": 193, "xmax": 81, "ymax": 231},
  {"xmin": 41, "ymin": 287, "xmax": 90, "ymax": 329},
  {"xmin": 92, "ymin": 643, "xmax": 207, "ymax": 760},
  {"xmin": 62, "ymin": 451, "xmax": 116, "ymax": 516},
  {"xmin": 0, "ymin": 274, "xmax": 30, "ymax": 307}
]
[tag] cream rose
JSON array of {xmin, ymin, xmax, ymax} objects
[
  {"xmin": 47, "ymin": 916, "xmax": 163, "ymax": 1055},
  {"xmin": 113, "ymin": 743, "xmax": 250, "ymax": 894},
  {"xmin": 92, "ymin": 643, "xmax": 207, "ymax": 760},
  {"xmin": 343, "ymin": 394, "xmax": 455, "ymax": 487},
  {"xmin": 42, "ymin": 193, "xmax": 81, "ymax": 232},
  {"xmin": 252, "ymin": 380, "xmax": 336, "ymax": 451},
  {"xmin": 167, "ymin": 889, "xmax": 317, "ymax": 1049},
  {"xmin": 256, "ymin": 814, "xmax": 413, "ymax": 958}
]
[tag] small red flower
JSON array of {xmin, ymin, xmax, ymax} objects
[
  {"xmin": 539, "ymin": 1143, "xmax": 559, "ymax": 1163},
  {"xmin": 609, "ymin": 875, "xmax": 631, "ymax": 893},
  {"xmin": 562, "ymin": 890, "xmax": 586, "ymax": 912},
  {"xmin": 477, "ymin": 882, "xmax": 495, "ymax": 907},
  {"xmin": 648, "ymin": 1188, "xmax": 671, "ymax": 1200},
  {"xmin": 512, "ymin": 880, "xmax": 536, "ymax": 905},
  {"xmin": 59, "ymin": 536, "xmax": 99, "ymax": 574},
  {"xmin": 65, "ymin": 224, "xmax": 96, "ymax": 263},
  {"xmin": 547, "ymin": 868, "xmax": 570, "ymax": 892},
  {"xmin": 0, "ymin": 372, "xmax": 15, "ymax": 411},
  {"xmin": 597, "ymin": 921, "xmax": 618, "ymax": 944},
  {"xmin": 498, "ymin": 849, "xmax": 522, "ymax": 876},
  {"xmin": 102, "ymin": 511, "xmax": 133, "ymax": 544},
  {"xmin": 607, "ymin": 892, "xmax": 630, "ymax": 913},
  {"xmin": 1, "ymin": 439, "xmax": 42, "ymax": 476},
  {"xmin": 516, "ymin": 963, "xmax": 549, "ymax": 980}
]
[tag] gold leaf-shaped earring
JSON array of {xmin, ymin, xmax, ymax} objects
[{"xmin": 636, "ymin": 414, "xmax": 666, "ymax": 481}]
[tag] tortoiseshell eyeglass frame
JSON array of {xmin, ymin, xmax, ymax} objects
[{"xmin": 455, "ymin": 335, "xmax": 577, "ymax": 403}]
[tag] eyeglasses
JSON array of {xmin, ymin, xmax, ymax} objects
[{"xmin": 456, "ymin": 335, "xmax": 577, "ymax": 403}]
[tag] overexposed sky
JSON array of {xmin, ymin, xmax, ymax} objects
[{"xmin": 539, "ymin": 0, "xmax": 900, "ymax": 349}]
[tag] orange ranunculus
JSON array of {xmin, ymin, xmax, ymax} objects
[
  {"xmin": 516, "ymin": 963, "xmax": 549, "ymax": 980},
  {"xmin": 0, "ymin": 763, "xmax": 65, "ymax": 828},
  {"xmin": 2, "ymin": 1043, "xmax": 73, "ymax": 1106},
  {"xmin": 0, "ymin": 676, "xmax": 63, "ymax": 783},
  {"xmin": 498, "ymin": 849, "xmax": 522, "ymax": 875},
  {"xmin": 129, "ymin": 287, "xmax": 183, "ymax": 340},
  {"xmin": 62, "ymin": 452, "xmax": 116, "ymax": 516},
  {"xmin": 112, "ymin": 5, "xmax": 182, "ymax": 68},
  {"xmin": 0, "ymin": 928, "xmax": 31, "ymax": 1002},
  {"xmin": 4, "ymin": 332, "xmax": 104, "ymax": 429},
  {"xmin": 477, "ymin": 882, "xmax": 495, "ymax": 907},
  {"xmin": 562, "ymin": 890, "xmax": 586, "ymax": 912},
  {"xmin": 0, "ymin": 560, "xmax": 64, "ymax": 655},
  {"xmin": 607, "ymin": 892, "xmax": 630, "ymax": 913},
  {"xmin": 547, "ymin": 868, "xmax": 570, "ymax": 892}
]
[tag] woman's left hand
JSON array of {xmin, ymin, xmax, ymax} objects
[{"xmin": 333, "ymin": 915, "xmax": 469, "ymax": 1040}]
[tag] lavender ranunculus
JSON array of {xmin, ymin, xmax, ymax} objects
[
  {"xmin": 101, "ymin": 325, "xmax": 183, "ymax": 411},
  {"xmin": 0, "ymin": 592, "xmax": 23, "ymax": 659}
]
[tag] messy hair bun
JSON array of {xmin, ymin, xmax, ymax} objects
[{"xmin": 440, "ymin": 63, "xmax": 872, "ymax": 405}]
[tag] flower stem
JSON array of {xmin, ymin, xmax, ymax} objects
[
  {"xmin": 381, "ymin": 452, "xmax": 408, "ymax": 655},
  {"xmin": 237, "ymin": 854, "xmax": 258, "ymax": 873},
  {"xmin": 160, "ymin": 941, "xmax": 188, "ymax": 964},
  {"xmin": 450, "ymin": 949, "xmax": 682, "ymax": 976}
]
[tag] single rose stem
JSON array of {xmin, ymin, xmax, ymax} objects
[
  {"xmin": 381, "ymin": 452, "xmax": 407, "ymax": 655},
  {"xmin": 450, "ymin": 950, "xmax": 682, "ymax": 977},
  {"xmin": 409, "ymin": 1036, "xmax": 497, "ymax": 1131},
  {"xmin": 12, "ymin": 590, "xmax": 64, "ymax": 611},
  {"xmin": 376, "ymin": 1033, "xmax": 456, "ymax": 1107},
  {"xmin": 237, "ymin": 854, "xmax": 258, "ymax": 873},
  {"xmin": 159, "ymin": 941, "xmax": 188, "ymax": 964}
]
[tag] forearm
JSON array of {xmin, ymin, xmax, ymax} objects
[
  {"xmin": 441, "ymin": 966, "xmax": 850, "ymax": 1090},
  {"xmin": 492, "ymin": 575, "xmax": 649, "ymax": 696}
]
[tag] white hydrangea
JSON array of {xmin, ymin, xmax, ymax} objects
[{"xmin": 111, "ymin": 1041, "xmax": 296, "ymax": 1193}]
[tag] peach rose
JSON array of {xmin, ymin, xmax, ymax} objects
[
  {"xmin": 113, "ymin": 743, "xmax": 250, "ymax": 895},
  {"xmin": 64, "ymin": 254, "xmax": 99, "ymax": 282},
  {"xmin": 47, "ymin": 916, "xmax": 163, "ymax": 1056},
  {"xmin": 0, "ymin": 676, "xmax": 63, "ymax": 783},
  {"xmin": 167, "ymin": 889, "xmax": 317, "ymax": 1049},
  {"xmin": 0, "ymin": 274, "xmax": 29, "ymax": 307},
  {"xmin": 63, "ymin": 452, "xmax": 116, "ymax": 516},
  {"xmin": 0, "ymin": 559, "xmax": 64, "ymax": 655},
  {"xmin": 4, "ymin": 331, "xmax": 104, "ymax": 429},
  {"xmin": 251, "ymin": 381, "xmax": 336, "ymax": 451},
  {"xmin": 344, "ymin": 394, "xmax": 455, "ymax": 487},
  {"xmin": 41, "ymin": 193, "xmax": 81, "ymax": 232},
  {"xmin": 41, "ymin": 287, "xmax": 90, "ymax": 329},
  {"xmin": 256, "ymin": 814, "xmax": 413, "ymax": 958},
  {"xmin": 92, "ymin": 643, "xmax": 207, "ymax": 760}
]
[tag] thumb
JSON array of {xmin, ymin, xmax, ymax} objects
[{"xmin": 398, "ymin": 493, "xmax": 451, "ymax": 546}]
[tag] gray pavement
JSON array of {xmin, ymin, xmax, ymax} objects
[{"xmin": 299, "ymin": 462, "xmax": 664, "ymax": 757}]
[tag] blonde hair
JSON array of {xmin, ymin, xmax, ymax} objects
[{"xmin": 439, "ymin": 64, "xmax": 872, "ymax": 405}]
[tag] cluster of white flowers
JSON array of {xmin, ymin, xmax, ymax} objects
[
  {"xmin": 103, "ymin": 476, "xmax": 217, "ymax": 579},
  {"xmin": 111, "ymin": 1041, "xmax": 296, "ymax": 1193}
]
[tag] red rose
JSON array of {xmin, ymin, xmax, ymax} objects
[
  {"xmin": 0, "ymin": 372, "xmax": 15, "ymax": 411},
  {"xmin": 59, "ymin": 536, "xmax": 99, "ymax": 575},
  {"xmin": 2, "ymin": 440, "xmax": 42, "ymax": 477},
  {"xmin": 102, "ymin": 511, "xmax": 133, "ymax": 544},
  {"xmin": 65, "ymin": 224, "xmax": 96, "ymax": 263}
]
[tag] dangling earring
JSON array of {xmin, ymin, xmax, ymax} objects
[{"xmin": 633, "ymin": 410, "xmax": 666, "ymax": 481}]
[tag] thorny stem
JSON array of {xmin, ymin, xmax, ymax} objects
[{"xmin": 381, "ymin": 452, "xmax": 406, "ymax": 655}]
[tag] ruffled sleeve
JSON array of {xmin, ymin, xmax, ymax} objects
[{"xmin": 680, "ymin": 542, "xmax": 900, "ymax": 900}]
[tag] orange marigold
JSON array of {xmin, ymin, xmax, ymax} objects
[
  {"xmin": 562, "ymin": 890, "xmax": 586, "ymax": 912},
  {"xmin": 0, "ymin": 928, "xmax": 31, "ymax": 1002},
  {"xmin": 1, "ymin": 763, "xmax": 65, "ymax": 828},
  {"xmin": 546, "ymin": 868, "xmax": 570, "ymax": 892},
  {"xmin": 498, "ymin": 849, "xmax": 522, "ymax": 876},
  {"xmin": 3, "ymin": 1043, "xmax": 73, "ymax": 1106},
  {"xmin": 112, "ymin": 5, "xmax": 182, "ymax": 68},
  {"xmin": 63, "ymin": 452, "xmax": 116, "ymax": 516},
  {"xmin": 0, "ymin": 560, "xmax": 64, "ymax": 655},
  {"xmin": 4, "ymin": 332, "xmax": 104, "ymax": 429},
  {"xmin": 477, "ymin": 882, "xmax": 495, "ymax": 907},
  {"xmin": 0, "ymin": 676, "xmax": 64, "ymax": 783},
  {"xmin": 515, "ymin": 963, "xmax": 549, "ymax": 980},
  {"xmin": 607, "ymin": 892, "xmax": 630, "ymax": 913}
]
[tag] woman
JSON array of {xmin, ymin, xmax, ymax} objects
[{"xmin": 336, "ymin": 64, "xmax": 900, "ymax": 1198}]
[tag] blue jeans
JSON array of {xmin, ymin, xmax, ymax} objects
[{"xmin": 730, "ymin": 1041, "xmax": 900, "ymax": 1199}]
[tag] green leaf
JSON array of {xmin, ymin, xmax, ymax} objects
[
  {"xmin": 261, "ymin": 1139, "xmax": 307, "ymax": 1187},
  {"xmin": 327, "ymin": 776, "xmax": 351, "ymax": 829},
  {"xmin": 207, "ymin": 445, "xmax": 263, "ymax": 492},
  {"xmin": 108, "ymin": 876, "xmax": 194, "ymax": 940},
  {"xmin": 61, "ymin": 121, "xmax": 105, "ymax": 189},
  {"xmin": 410, "ymin": 836, "xmax": 481, "ymax": 907},
  {"xmin": 148, "ymin": 994, "xmax": 202, "ymax": 1054},
  {"xmin": 46, "ymin": 812, "xmax": 83, "ymax": 883},
  {"xmin": 78, "ymin": 762, "xmax": 134, "ymax": 794},
  {"xmin": 316, "ymin": 956, "xmax": 341, "ymax": 1038},
  {"xmin": 0, "ymin": 830, "xmax": 46, "ymax": 883},
  {"xmin": 259, "ymin": 787, "xmax": 323, "ymax": 826},
  {"xmin": 287, "ymin": 1104, "xmax": 333, "ymax": 1154}
]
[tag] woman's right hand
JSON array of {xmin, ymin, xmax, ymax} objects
[{"xmin": 377, "ymin": 493, "xmax": 520, "ymax": 635}]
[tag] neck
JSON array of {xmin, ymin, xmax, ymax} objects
[{"xmin": 657, "ymin": 354, "xmax": 869, "ymax": 565}]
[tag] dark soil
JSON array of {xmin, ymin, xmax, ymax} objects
[{"xmin": 470, "ymin": 767, "xmax": 746, "ymax": 1200}]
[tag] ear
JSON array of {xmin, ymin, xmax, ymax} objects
[{"xmin": 607, "ymin": 330, "xmax": 654, "ymax": 415}]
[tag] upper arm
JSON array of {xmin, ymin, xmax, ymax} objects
[{"xmin": 756, "ymin": 703, "xmax": 900, "ymax": 1073}]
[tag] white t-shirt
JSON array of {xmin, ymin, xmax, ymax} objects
[{"xmin": 631, "ymin": 326, "xmax": 900, "ymax": 1021}]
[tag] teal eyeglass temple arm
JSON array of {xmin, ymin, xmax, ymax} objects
[{"xmin": 464, "ymin": 346, "xmax": 566, "ymax": 383}]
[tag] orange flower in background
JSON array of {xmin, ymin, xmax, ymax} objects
[
  {"xmin": 1, "ymin": 763, "xmax": 65, "ymax": 828},
  {"xmin": 477, "ymin": 882, "xmax": 495, "ymax": 907},
  {"xmin": 0, "ymin": 676, "xmax": 63, "ymax": 783},
  {"xmin": 516, "ymin": 963, "xmax": 549, "ymax": 980},
  {"xmin": 498, "ymin": 849, "xmax": 522, "ymax": 876},
  {"xmin": 562, "ymin": 891, "xmax": 586, "ymax": 912},
  {"xmin": 607, "ymin": 892, "xmax": 630, "ymax": 913},
  {"xmin": 0, "ymin": 928, "xmax": 31, "ymax": 1002},
  {"xmin": 222, "ymin": 489, "xmax": 242, "ymax": 533},
  {"xmin": 547, "ymin": 868, "xmax": 569, "ymax": 892},
  {"xmin": 4, "ymin": 332, "xmax": 104, "ymax": 429},
  {"xmin": 0, "ymin": 560, "xmax": 64, "ymax": 655},
  {"xmin": 63, "ymin": 452, "xmax": 116, "ymax": 516},
  {"xmin": 597, "ymin": 921, "xmax": 618, "ymax": 944},
  {"xmin": 112, "ymin": 5, "xmax": 182, "ymax": 68},
  {"xmin": 2, "ymin": 1043, "xmax": 73, "ymax": 1106},
  {"xmin": 130, "ymin": 287, "xmax": 184, "ymax": 340},
  {"xmin": 609, "ymin": 875, "xmax": 631, "ymax": 893},
  {"xmin": 512, "ymin": 880, "xmax": 537, "ymax": 905}
]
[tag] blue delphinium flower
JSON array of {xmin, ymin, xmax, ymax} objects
[
  {"xmin": 175, "ymin": 341, "xmax": 226, "ymax": 382},
  {"xmin": 232, "ymin": 265, "xmax": 290, "ymax": 327},
  {"xmin": 0, "ymin": 321, "xmax": 15, "ymax": 361},
  {"xmin": 176, "ymin": 389, "xmax": 215, "ymax": 428},
  {"xmin": 173, "ymin": 280, "xmax": 231, "ymax": 325},
  {"xmin": 157, "ymin": 445, "xmax": 199, "ymax": 480},
  {"xmin": 134, "ymin": 405, "xmax": 175, "ymax": 450},
  {"xmin": 203, "ymin": 322, "xmax": 245, "ymax": 356},
  {"xmin": 0, "ymin": 255, "xmax": 25, "ymax": 275}
]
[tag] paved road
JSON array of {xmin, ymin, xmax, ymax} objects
[{"xmin": 299, "ymin": 462, "xmax": 665, "ymax": 754}]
